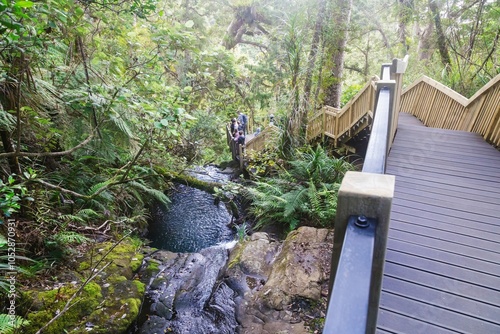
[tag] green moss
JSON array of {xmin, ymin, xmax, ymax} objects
[
  {"xmin": 24, "ymin": 239, "xmax": 148, "ymax": 333},
  {"xmin": 227, "ymin": 243, "xmax": 244, "ymax": 269},
  {"xmin": 124, "ymin": 297, "xmax": 141, "ymax": 318},
  {"xmin": 130, "ymin": 253, "xmax": 144, "ymax": 272},
  {"xmin": 83, "ymin": 282, "xmax": 103, "ymax": 299},
  {"xmin": 145, "ymin": 260, "xmax": 160, "ymax": 276},
  {"xmin": 78, "ymin": 261, "xmax": 90, "ymax": 271},
  {"xmin": 25, "ymin": 283, "xmax": 102, "ymax": 334},
  {"xmin": 109, "ymin": 275, "xmax": 128, "ymax": 283},
  {"xmin": 132, "ymin": 279, "xmax": 145, "ymax": 295}
]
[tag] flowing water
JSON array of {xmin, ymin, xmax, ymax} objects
[{"xmin": 135, "ymin": 166, "xmax": 239, "ymax": 334}]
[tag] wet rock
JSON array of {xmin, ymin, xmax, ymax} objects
[
  {"xmin": 137, "ymin": 245, "xmax": 238, "ymax": 334},
  {"xmin": 228, "ymin": 226, "xmax": 333, "ymax": 334}
]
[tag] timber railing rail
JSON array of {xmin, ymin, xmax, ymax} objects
[
  {"xmin": 245, "ymin": 125, "xmax": 279, "ymax": 153},
  {"xmin": 401, "ymin": 73, "xmax": 500, "ymax": 148},
  {"xmin": 323, "ymin": 57, "xmax": 408, "ymax": 334},
  {"xmin": 226, "ymin": 124, "xmax": 280, "ymax": 169},
  {"xmin": 306, "ymin": 78, "xmax": 377, "ymax": 146}
]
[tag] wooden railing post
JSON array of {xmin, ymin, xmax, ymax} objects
[{"xmin": 322, "ymin": 106, "xmax": 326, "ymax": 142}]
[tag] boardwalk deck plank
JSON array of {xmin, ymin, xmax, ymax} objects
[
  {"xmin": 391, "ymin": 207, "xmax": 500, "ymax": 235},
  {"xmin": 392, "ymin": 179, "xmax": 500, "ymax": 203},
  {"xmin": 383, "ymin": 262, "xmax": 500, "ymax": 306},
  {"xmin": 376, "ymin": 113, "xmax": 500, "ymax": 334},
  {"xmin": 390, "ymin": 212, "xmax": 500, "ymax": 243}
]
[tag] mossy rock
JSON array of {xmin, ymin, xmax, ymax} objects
[
  {"xmin": 23, "ymin": 239, "xmax": 146, "ymax": 334},
  {"xmin": 24, "ymin": 282, "xmax": 102, "ymax": 334},
  {"xmin": 77, "ymin": 239, "xmax": 144, "ymax": 280}
]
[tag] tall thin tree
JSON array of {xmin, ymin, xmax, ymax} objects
[{"xmin": 324, "ymin": 0, "xmax": 353, "ymax": 108}]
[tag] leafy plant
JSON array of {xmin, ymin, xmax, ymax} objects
[
  {"xmin": 0, "ymin": 313, "xmax": 30, "ymax": 334},
  {"xmin": 236, "ymin": 222, "xmax": 249, "ymax": 241},
  {"xmin": 244, "ymin": 145, "xmax": 353, "ymax": 232},
  {"xmin": 0, "ymin": 175, "xmax": 32, "ymax": 222}
]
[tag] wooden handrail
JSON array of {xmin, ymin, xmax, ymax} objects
[
  {"xmin": 401, "ymin": 73, "xmax": 500, "ymax": 148},
  {"xmin": 306, "ymin": 77, "xmax": 378, "ymax": 146},
  {"xmin": 245, "ymin": 125, "xmax": 280, "ymax": 153}
]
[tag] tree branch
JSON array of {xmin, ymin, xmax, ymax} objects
[
  {"xmin": 471, "ymin": 28, "xmax": 500, "ymax": 82},
  {"xmin": 238, "ymin": 39, "xmax": 268, "ymax": 50},
  {"xmin": 0, "ymin": 131, "xmax": 95, "ymax": 159}
]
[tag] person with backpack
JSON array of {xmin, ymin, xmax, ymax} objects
[{"xmin": 238, "ymin": 112, "xmax": 248, "ymax": 135}]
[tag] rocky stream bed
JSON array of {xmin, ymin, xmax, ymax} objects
[{"xmin": 21, "ymin": 226, "xmax": 332, "ymax": 334}]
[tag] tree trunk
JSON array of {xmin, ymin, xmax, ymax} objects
[
  {"xmin": 222, "ymin": 6, "xmax": 271, "ymax": 50},
  {"xmin": 324, "ymin": 0, "xmax": 353, "ymax": 108},
  {"xmin": 466, "ymin": 0, "xmax": 486, "ymax": 61},
  {"xmin": 417, "ymin": 21, "xmax": 434, "ymax": 61},
  {"xmin": 302, "ymin": 0, "xmax": 327, "ymax": 111},
  {"xmin": 398, "ymin": 0, "xmax": 413, "ymax": 55},
  {"xmin": 300, "ymin": 0, "xmax": 327, "ymax": 144},
  {"xmin": 429, "ymin": 0, "xmax": 451, "ymax": 70},
  {"xmin": 0, "ymin": 61, "xmax": 23, "ymax": 175}
]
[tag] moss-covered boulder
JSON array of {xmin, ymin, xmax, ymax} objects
[{"xmin": 22, "ymin": 238, "xmax": 145, "ymax": 334}]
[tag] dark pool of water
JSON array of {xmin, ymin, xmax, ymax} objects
[{"xmin": 148, "ymin": 183, "xmax": 234, "ymax": 253}]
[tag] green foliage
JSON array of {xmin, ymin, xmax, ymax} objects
[
  {"xmin": 0, "ymin": 175, "xmax": 31, "ymax": 221},
  {"xmin": 245, "ymin": 145, "xmax": 354, "ymax": 232},
  {"xmin": 0, "ymin": 313, "xmax": 30, "ymax": 334},
  {"xmin": 49, "ymin": 231, "xmax": 90, "ymax": 247},
  {"xmin": 236, "ymin": 222, "xmax": 249, "ymax": 241},
  {"xmin": 341, "ymin": 84, "xmax": 363, "ymax": 107},
  {"xmin": 0, "ymin": 0, "xmax": 497, "ymax": 300}
]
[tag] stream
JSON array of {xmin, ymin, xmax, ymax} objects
[{"xmin": 134, "ymin": 166, "xmax": 239, "ymax": 334}]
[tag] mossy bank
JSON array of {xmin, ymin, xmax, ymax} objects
[{"xmin": 20, "ymin": 238, "xmax": 146, "ymax": 334}]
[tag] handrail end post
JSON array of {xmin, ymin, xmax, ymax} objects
[{"xmin": 328, "ymin": 171, "xmax": 395, "ymax": 333}]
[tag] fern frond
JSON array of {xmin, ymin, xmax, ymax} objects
[
  {"xmin": 308, "ymin": 180, "xmax": 321, "ymax": 216},
  {"xmin": 0, "ymin": 110, "xmax": 17, "ymax": 132},
  {"xmin": 87, "ymin": 180, "xmax": 114, "ymax": 196},
  {"xmin": 58, "ymin": 214, "xmax": 85, "ymax": 223},
  {"xmin": 0, "ymin": 313, "xmax": 30, "ymax": 334},
  {"xmin": 282, "ymin": 186, "xmax": 308, "ymax": 218},
  {"xmin": 52, "ymin": 231, "xmax": 90, "ymax": 245},
  {"xmin": 129, "ymin": 181, "xmax": 170, "ymax": 205},
  {"xmin": 77, "ymin": 208, "xmax": 99, "ymax": 218},
  {"xmin": 109, "ymin": 113, "xmax": 134, "ymax": 138}
]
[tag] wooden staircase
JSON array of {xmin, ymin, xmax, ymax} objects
[{"xmin": 306, "ymin": 77, "xmax": 377, "ymax": 147}]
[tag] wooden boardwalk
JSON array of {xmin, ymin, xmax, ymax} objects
[{"xmin": 377, "ymin": 113, "xmax": 500, "ymax": 333}]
